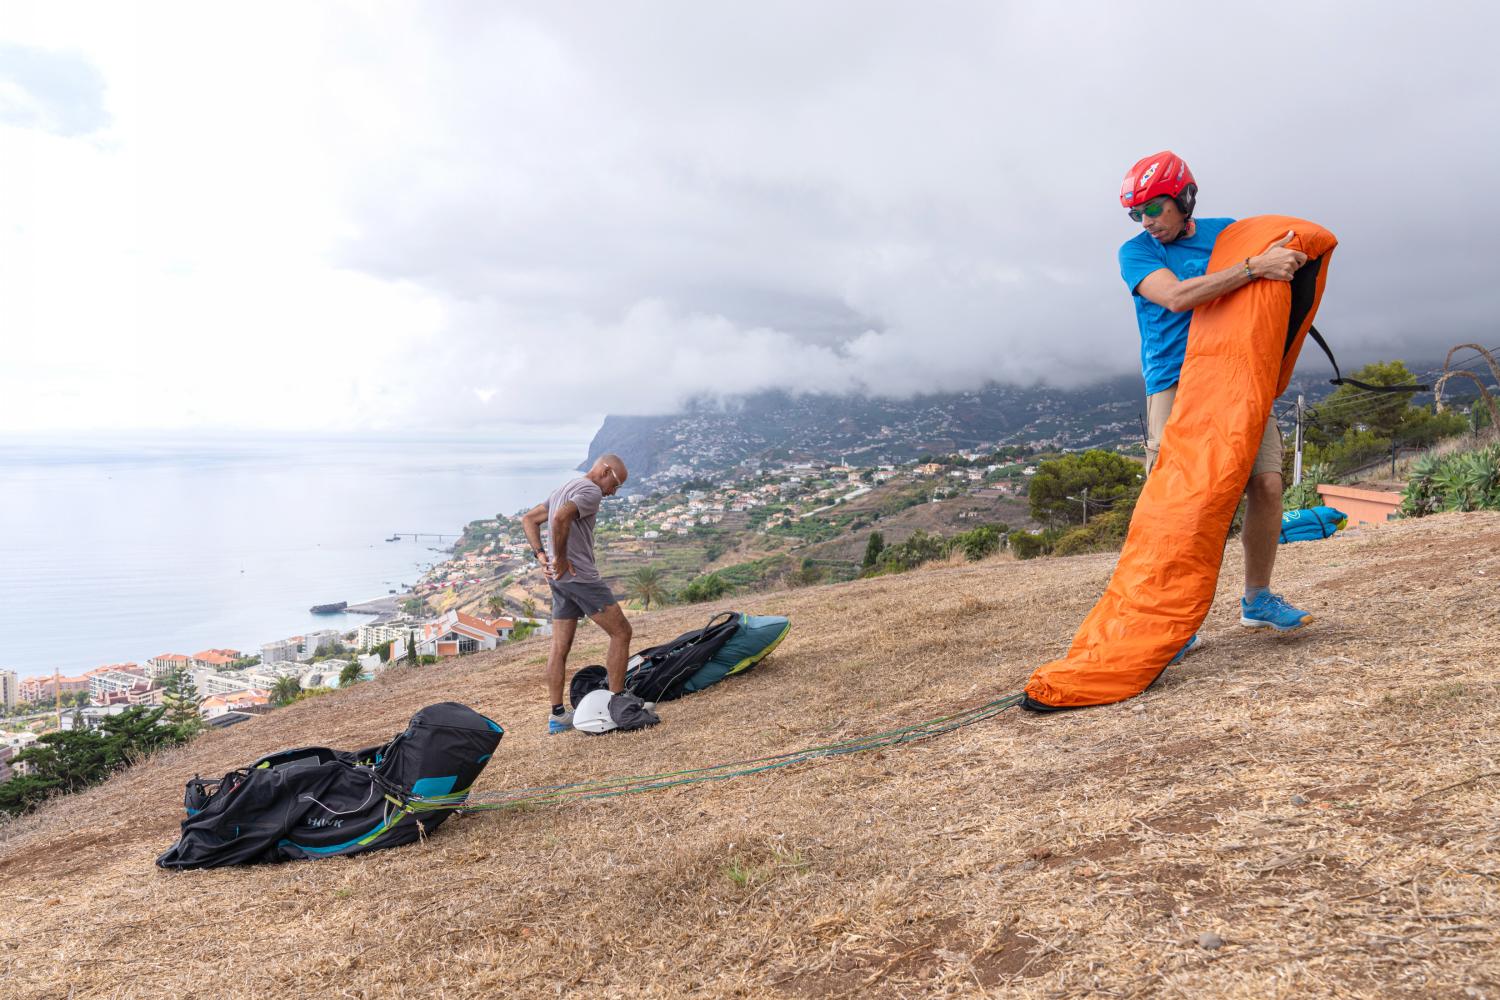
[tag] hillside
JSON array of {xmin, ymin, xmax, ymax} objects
[
  {"xmin": 583, "ymin": 379, "xmax": 1146, "ymax": 484},
  {"xmin": 2, "ymin": 512, "xmax": 1498, "ymax": 998}
]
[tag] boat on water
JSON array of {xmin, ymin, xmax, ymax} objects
[
  {"xmin": 386, "ymin": 535, "xmax": 400, "ymax": 542},
  {"xmin": 309, "ymin": 601, "xmax": 348, "ymax": 615}
]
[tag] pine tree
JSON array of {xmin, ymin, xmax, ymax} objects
[{"xmin": 161, "ymin": 667, "xmax": 204, "ymax": 738}]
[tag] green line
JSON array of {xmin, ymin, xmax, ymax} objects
[
  {"xmin": 448, "ymin": 693, "xmax": 1024, "ymax": 814},
  {"xmin": 479, "ymin": 694, "xmax": 1020, "ymax": 802}
]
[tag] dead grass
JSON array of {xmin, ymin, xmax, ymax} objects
[{"xmin": 2, "ymin": 512, "xmax": 1498, "ymax": 999}]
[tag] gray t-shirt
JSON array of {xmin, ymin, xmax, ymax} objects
[{"xmin": 545, "ymin": 477, "xmax": 604, "ymax": 582}]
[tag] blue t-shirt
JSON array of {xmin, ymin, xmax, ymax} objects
[{"xmin": 1119, "ymin": 217, "xmax": 1235, "ymax": 395}]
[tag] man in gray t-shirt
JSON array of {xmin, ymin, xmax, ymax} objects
[{"xmin": 521, "ymin": 453, "xmax": 631, "ymax": 734}]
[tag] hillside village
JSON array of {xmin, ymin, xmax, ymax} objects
[
  {"xmin": 411, "ymin": 445, "xmax": 1045, "ymax": 618},
  {"xmin": 582, "ymin": 377, "xmax": 1155, "ymax": 483}
]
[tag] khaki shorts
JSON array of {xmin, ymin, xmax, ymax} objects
[{"xmin": 1145, "ymin": 384, "xmax": 1283, "ymax": 479}]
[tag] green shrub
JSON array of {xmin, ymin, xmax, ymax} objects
[
  {"xmin": 952, "ymin": 523, "xmax": 1006, "ymax": 561},
  {"xmin": 1401, "ymin": 442, "xmax": 1500, "ymax": 516},
  {"xmin": 876, "ymin": 530, "xmax": 951, "ymax": 572},
  {"xmin": 678, "ymin": 572, "xmax": 731, "ymax": 604},
  {"xmin": 1282, "ymin": 463, "xmax": 1331, "ymax": 511},
  {"xmin": 1008, "ymin": 530, "xmax": 1054, "ymax": 560},
  {"xmin": 1051, "ymin": 509, "xmax": 1131, "ymax": 557}
]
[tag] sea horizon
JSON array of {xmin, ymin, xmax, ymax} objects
[{"xmin": 0, "ymin": 432, "xmax": 592, "ymax": 680}]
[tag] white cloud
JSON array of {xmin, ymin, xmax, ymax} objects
[{"xmin": 1, "ymin": 2, "xmax": 1497, "ymax": 434}]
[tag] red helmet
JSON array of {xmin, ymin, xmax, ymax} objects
[{"xmin": 1119, "ymin": 150, "xmax": 1197, "ymax": 214}]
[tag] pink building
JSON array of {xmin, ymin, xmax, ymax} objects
[{"xmin": 1317, "ymin": 483, "xmax": 1404, "ymax": 527}]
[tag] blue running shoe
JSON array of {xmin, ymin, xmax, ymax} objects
[
  {"xmin": 1240, "ymin": 591, "xmax": 1312, "ymax": 632},
  {"xmin": 1168, "ymin": 633, "xmax": 1203, "ymax": 666},
  {"xmin": 548, "ymin": 710, "xmax": 574, "ymax": 735}
]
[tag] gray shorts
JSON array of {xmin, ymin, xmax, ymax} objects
[{"xmin": 549, "ymin": 578, "xmax": 618, "ymax": 620}]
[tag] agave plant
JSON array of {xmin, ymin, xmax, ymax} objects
[
  {"xmin": 1456, "ymin": 446, "xmax": 1500, "ymax": 509},
  {"xmin": 1400, "ymin": 451, "xmax": 1444, "ymax": 517},
  {"xmin": 1283, "ymin": 462, "xmax": 1331, "ymax": 511}
]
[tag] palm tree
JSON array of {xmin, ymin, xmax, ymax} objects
[
  {"xmin": 521, "ymin": 596, "xmax": 538, "ymax": 621},
  {"xmin": 486, "ymin": 594, "xmax": 505, "ymax": 617},
  {"xmin": 270, "ymin": 675, "xmax": 302, "ymax": 706},
  {"xmin": 338, "ymin": 661, "xmax": 364, "ymax": 687},
  {"xmin": 626, "ymin": 566, "xmax": 668, "ymax": 610}
]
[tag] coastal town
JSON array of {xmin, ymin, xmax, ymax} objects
[{"xmin": 0, "ymin": 606, "xmax": 548, "ymax": 787}]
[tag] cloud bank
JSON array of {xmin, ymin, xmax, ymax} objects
[{"xmin": 1, "ymin": 2, "xmax": 1496, "ymax": 433}]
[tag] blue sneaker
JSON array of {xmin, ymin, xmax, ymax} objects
[
  {"xmin": 1168, "ymin": 633, "xmax": 1203, "ymax": 666},
  {"xmin": 548, "ymin": 710, "xmax": 574, "ymax": 735},
  {"xmin": 1240, "ymin": 591, "xmax": 1313, "ymax": 632}
]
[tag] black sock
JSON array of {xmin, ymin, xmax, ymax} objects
[{"xmin": 551, "ymin": 704, "xmax": 566, "ymax": 716}]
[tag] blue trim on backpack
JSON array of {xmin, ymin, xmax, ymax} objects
[{"xmin": 410, "ymin": 775, "xmax": 457, "ymax": 797}]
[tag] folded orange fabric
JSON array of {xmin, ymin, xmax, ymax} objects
[{"xmin": 1023, "ymin": 215, "xmax": 1337, "ymax": 709}]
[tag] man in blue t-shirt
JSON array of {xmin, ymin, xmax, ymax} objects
[{"xmin": 1117, "ymin": 150, "xmax": 1313, "ymax": 642}]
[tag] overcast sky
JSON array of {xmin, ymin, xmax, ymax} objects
[{"xmin": 1, "ymin": 2, "xmax": 1496, "ymax": 435}]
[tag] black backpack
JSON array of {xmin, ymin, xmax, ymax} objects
[
  {"xmin": 157, "ymin": 702, "xmax": 502, "ymax": 870},
  {"xmin": 570, "ymin": 611, "xmax": 741, "ymax": 707}
]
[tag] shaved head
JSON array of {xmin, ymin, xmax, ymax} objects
[
  {"xmin": 595, "ymin": 453, "xmax": 627, "ymax": 480},
  {"xmin": 589, "ymin": 453, "xmax": 628, "ymax": 494}
]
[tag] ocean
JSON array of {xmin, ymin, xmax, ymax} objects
[{"xmin": 0, "ymin": 434, "xmax": 590, "ymax": 679}]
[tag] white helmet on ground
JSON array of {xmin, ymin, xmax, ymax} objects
[{"xmin": 572, "ymin": 689, "xmax": 618, "ymax": 734}]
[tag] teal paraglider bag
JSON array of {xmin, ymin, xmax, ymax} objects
[
  {"xmin": 1279, "ymin": 506, "xmax": 1347, "ymax": 544},
  {"xmin": 682, "ymin": 613, "xmax": 791, "ymax": 693}
]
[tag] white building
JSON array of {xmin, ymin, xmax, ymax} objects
[
  {"xmin": 59, "ymin": 704, "xmax": 134, "ymax": 731},
  {"xmin": 356, "ymin": 622, "xmax": 419, "ymax": 650},
  {"xmin": 260, "ymin": 638, "xmax": 300, "ymax": 664},
  {"xmin": 0, "ymin": 670, "xmax": 17, "ymax": 711},
  {"xmin": 300, "ymin": 630, "xmax": 342, "ymax": 660},
  {"xmin": 145, "ymin": 654, "xmax": 191, "ymax": 681},
  {"xmin": 89, "ymin": 668, "xmax": 150, "ymax": 702},
  {"xmin": 193, "ymin": 669, "xmax": 258, "ymax": 697},
  {"xmin": 416, "ymin": 610, "xmax": 512, "ymax": 658}
]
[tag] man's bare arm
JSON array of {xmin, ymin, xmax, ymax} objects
[
  {"xmin": 549, "ymin": 501, "xmax": 579, "ymax": 578},
  {"xmin": 1137, "ymin": 230, "xmax": 1307, "ymax": 314},
  {"xmin": 521, "ymin": 503, "xmax": 547, "ymax": 550},
  {"xmin": 521, "ymin": 502, "xmax": 555, "ymax": 576}
]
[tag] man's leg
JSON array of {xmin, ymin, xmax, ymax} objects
[
  {"xmin": 1239, "ymin": 421, "xmax": 1312, "ymax": 632},
  {"xmin": 1241, "ymin": 471, "xmax": 1283, "ymax": 591},
  {"xmin": 587, "ymin": 602, "xmax": 634, "ymax": 694},
  {"xmin": 546, "ymin": 618, "xmax": 578, "ymax": 708}
]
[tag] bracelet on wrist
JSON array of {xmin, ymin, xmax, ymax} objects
[{"xmin": 1243, "ymin": 258, "xmax": 1254, "ymax": 279}]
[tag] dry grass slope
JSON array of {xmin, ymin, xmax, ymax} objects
[{"xmin": 2, "ymin": 512, "xmax": 1497, "ymax": 999}]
